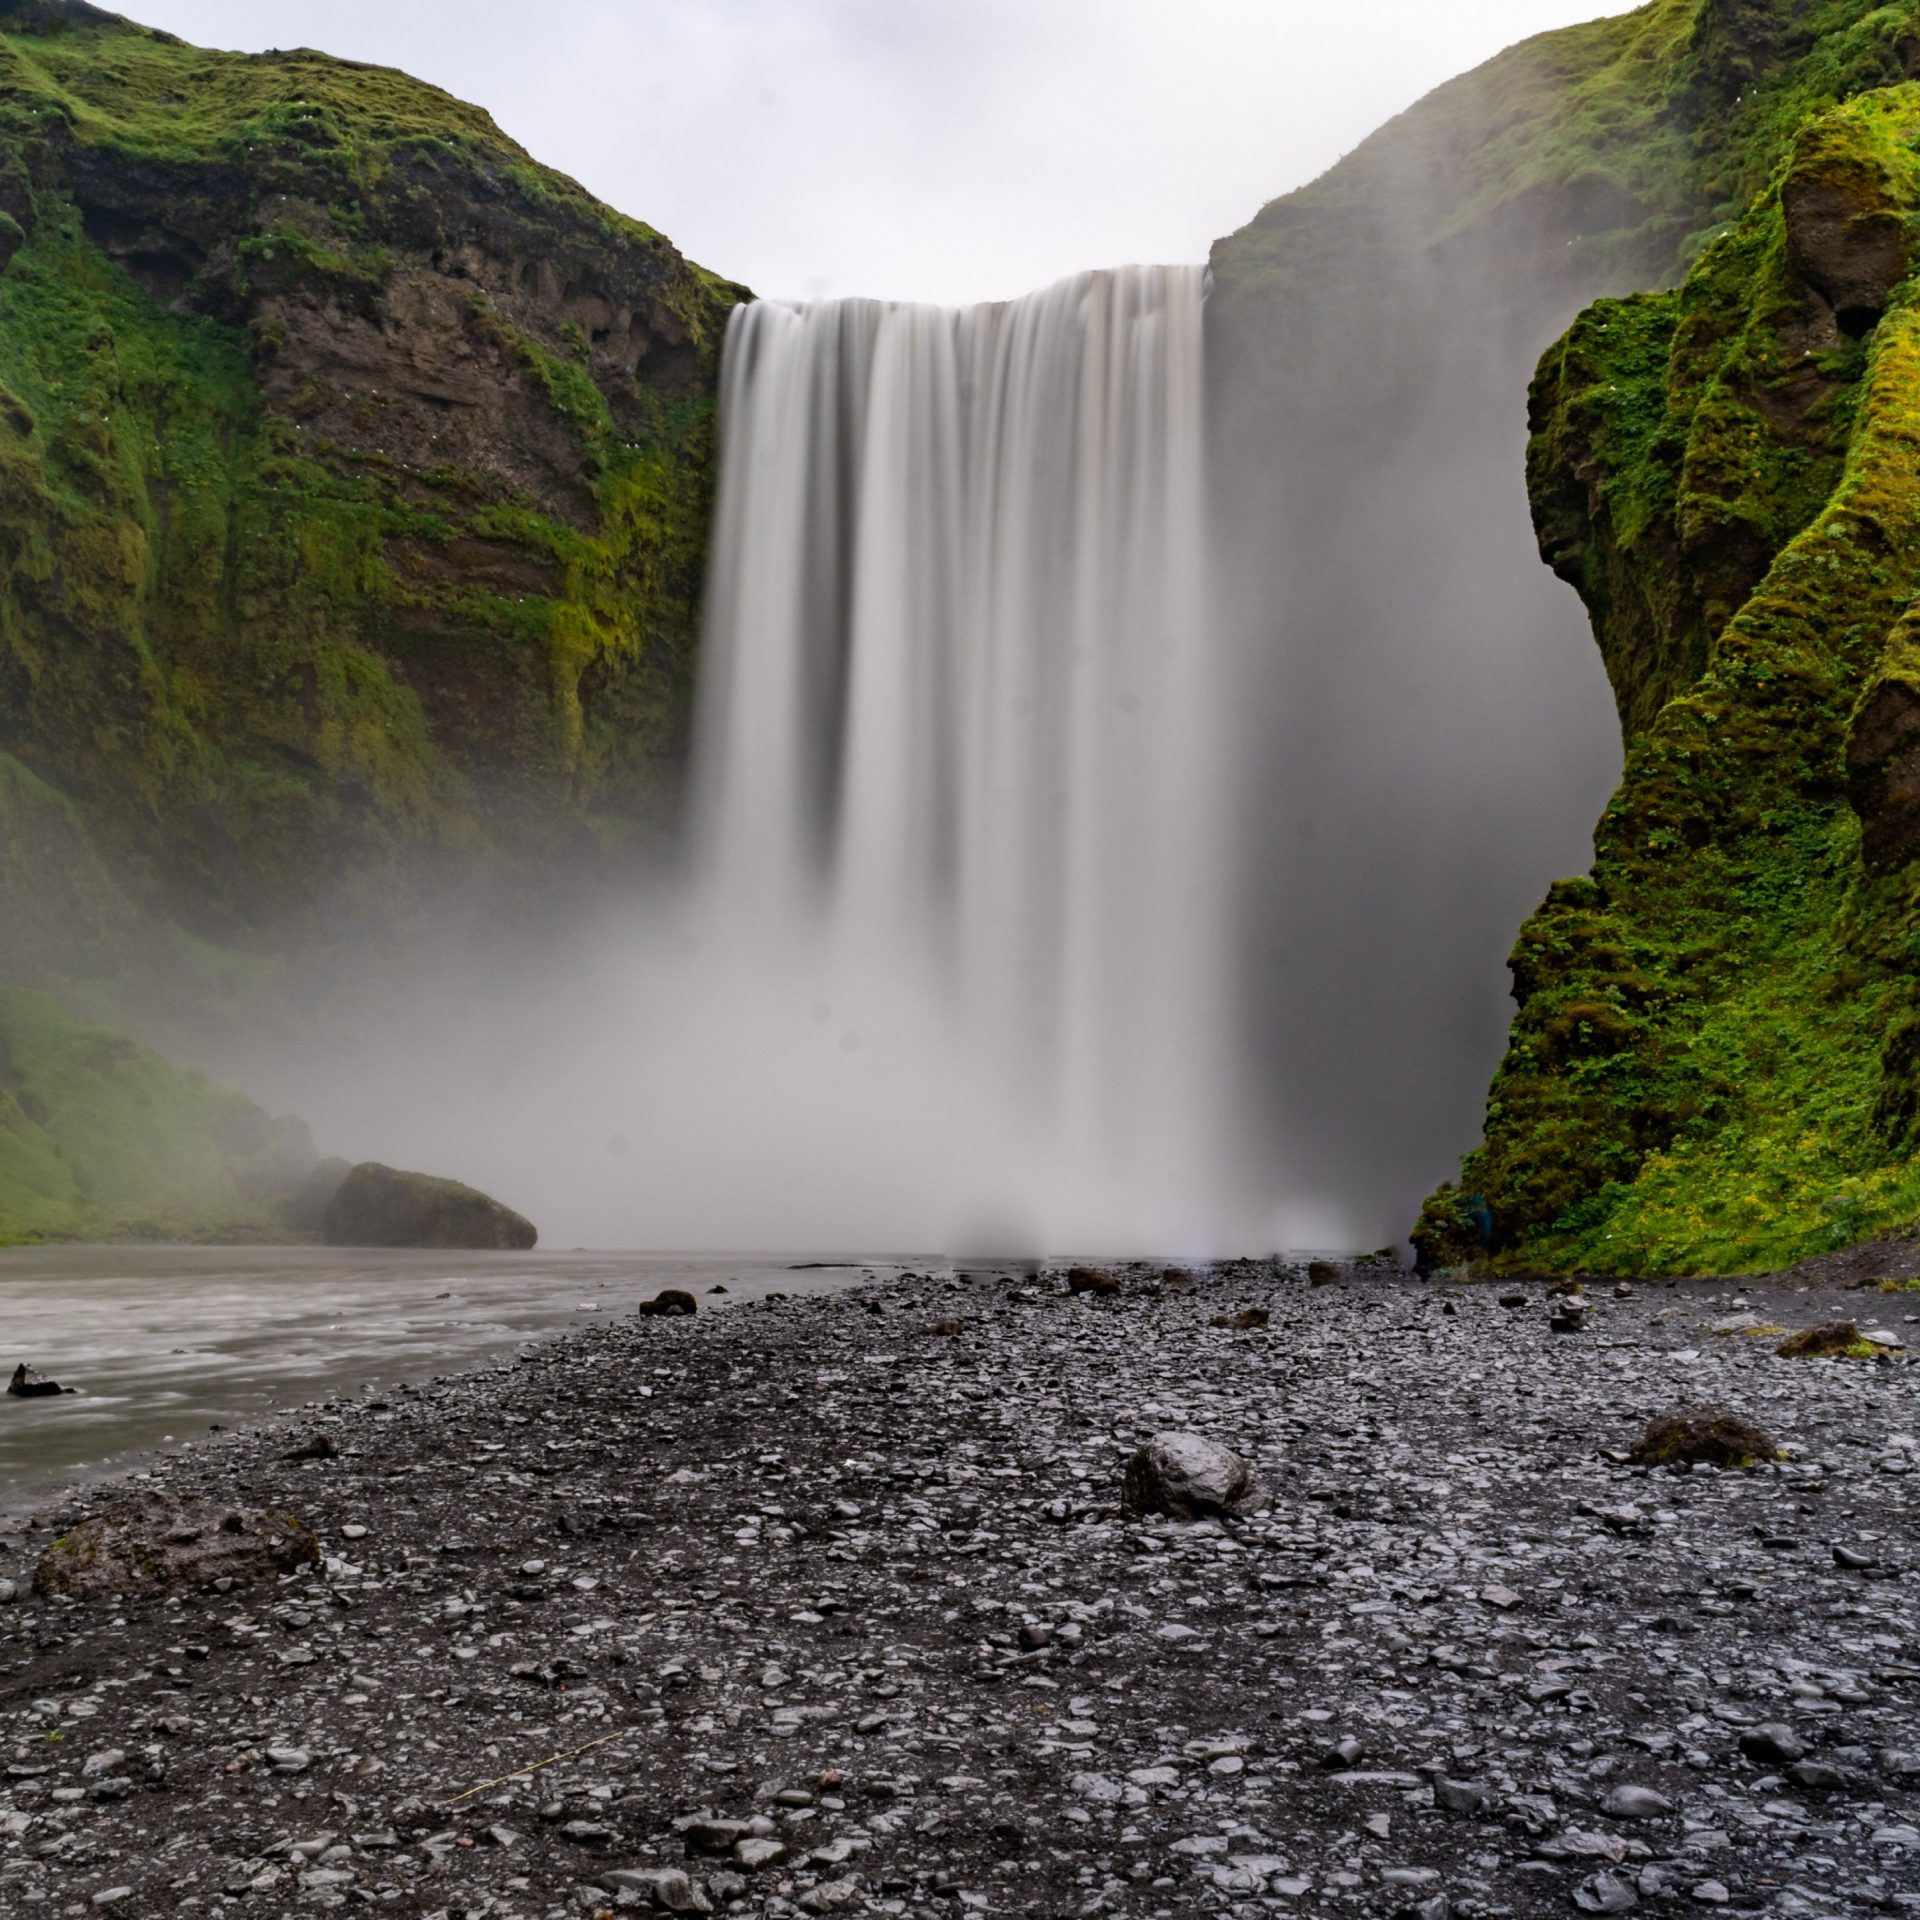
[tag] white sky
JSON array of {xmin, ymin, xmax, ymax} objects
[{"xmin": 123, "ymin": 1, "xmax": 1635, "ymax": 303}]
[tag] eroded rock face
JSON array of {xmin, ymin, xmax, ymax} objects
[
  {"xmin": 321, "ymin": 1161, "xmax": 537, "ymax": 1251},
  {"xmin": 33, "ymin": 1498, "xmax": 318, "ymax": 1598},
  {"xmin": 1783, "ymin": 147, "xmax": 1915, "ymax": 337},
  {"xmin": 1847, "ymin": 667, "xmax": 1920, "ymax": 872},
  {"xmin": 1122, "ymin": 1432, "xmax": 1265, "ymax": 1520}
]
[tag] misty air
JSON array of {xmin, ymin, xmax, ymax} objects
[{"xmin": 0, "ymin": 1, "xmax": 1915, "ymax": 1915}]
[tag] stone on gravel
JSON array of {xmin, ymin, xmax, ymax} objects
[
  {"xmin": 1122, "ymin": 1430, "xmax": 1264, "ymax": 1519},
  {"xmin": 1573, "ymin": 1870, "xmax": 1639, "ymax": 1913},
  {"xmin": 1603, "ymin": 1784, "xmax": 1672, "ymax": 1818},
  {"xmin": 1738, "ymin": 1722, "xmax": 1807, "ymax": 1764},
  {"xmin": 1627, "ymin": 1407, "xmax": 1779, "ymax": 1469},
  {"xmin": 321, "ymin": 1160, "xmax": 536, "ymax": 1250},
  {"xmin": 32, "ymin": 1496, "xmax": 319, "ymax": 1598},
  {"xmin": 1776, "ymin": 1320, "xmax": 1868, "ymax": 1358},
  {"xmin": 607, "ymin": 1866, "xmax": 714, "ymax": 1912},
  {"xmin": 637, "ymin": 1288, "xmax": 698, "ymax": 1317},
  {"xmin": 1066, "ymin": 1265, "xmax": 1120, "ymax": 1296}
]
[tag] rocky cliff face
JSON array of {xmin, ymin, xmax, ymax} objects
[
  {"xmin": 1206, "ymin": 0, "xmax": 1920, "ymax": 1239},
  {"xmin": 0, "ymin": 0, "xmax": 741, "ymax": 969},
  {"xmin": 1417, "ymin": 20, "xmax": 1920, "ymax": 1273}
]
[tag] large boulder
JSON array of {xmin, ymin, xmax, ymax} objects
[
  {"xmin": 321, "ymin": 1161, "xmax": 537, "ymax": 1251},
  {"xmin": 34, "ymin": 1497, "xmax": 318, "ymax": 1599},
  {"xmin": 1122, "ymin": 1432, "xmax": 1265, "ymax": 1520}
]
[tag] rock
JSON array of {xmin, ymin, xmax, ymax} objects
[
  {"xmin": 1627, "ymin": 1407, "xmax": 1778, "ymax": 1469},
  {"xmin": 607, "ymin": 1867, "xmax": 714, "ymax": 1913},
  {"xmin": 1210, "ymin": 1307, "xmax": 1269, "ymax": 1329},
  {"xmin": 1498, "ymin": 1290, "xmax": 1529, "ymax": 1308},
  {"xmin": 320, "ymin": 1161, "xmax": 537, "ymax": 1251},
  {"xmin": 1550, "ymin": 1304, "xmax": 1590, "ymax": 1334},
  {"xmin": 1783, "ymin": 138, "xmax": 1916, "ymax": 337},
  {"xmin": 1789, "ymin": 1758, "xmax": 1850, "ymax": 1791},
  {"xmin": 32, "ymin": 1497, "xmax": 320, "ymax": 1599},
  {"xmin": 1433, "ymin": 1777, "xmax": 1489, "ymax": 1814},
  {"xmin": 1573, "ymin": 1870, "xmax": 1639, "ymax": 1913},
  {"xmin": 733, "ymin": 1836, "xmax": 788, "ymax": 1871},
  {"xmin": 285, "ymin": 1155, "xmax": 352, "ymax": 1235},
  {"xmin": 1738, "ymin": 1723, "xmax": 1807, "ymax": 1764},
  {"xmin": 7, "ymin": 1362, "xmax": 71, "ymax": 1398},
  {"xmin": 1776, "ymin": 1321, "xmax": 1866, "ymax": 1359},
  {"xmin": 677, "ymin": 1817, "xmax": 750, "ymax": 1854},
  {"xmin": 1122, "ymin": 1431, "xmax": 1264, "ymax": 1519},
  {"xmin": 1603, "ymin": 1785, "xmax": 1672, "ymax": 1819},
  {"xmin": 1307, "ymin": 1260, "xmax": 1340, "ymax": 1286},
  {"xmin": 1066, "ymin": 1265, "xmax": 1120, "ymax": 1296},
  {"xmin": 637, "ymin": 1289, "xmax": 698, "ymax": 1318}
]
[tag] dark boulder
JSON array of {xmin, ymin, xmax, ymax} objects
[
  {"xmin": 1122, "ymin": 1431, "xmax": 1265, "ymax": 1520},
  {"xmin": 636, "ymin": 1288, "xmax": 697, "ymax": 1318},
  {"xmin": 321, "ymin": 1161, "xmax": 536, "ymax": 1251},
  {"xmin": 1066, "ymin": 1265, "xmax": 1120, "ymax": 1296},
  {"xmin": 1628, "ymin": 1407, "xmax": 1779, "ymax": 1469},
  {"xmin": 7, "ymin": 1362, "xmax": 71, "ymax": 1398},
  {"xmin": 33, "ymin": 1497, "xmax": 319, "ymax": 1599}
]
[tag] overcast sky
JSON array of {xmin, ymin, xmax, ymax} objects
[{"xmin": 125, "ymin": 1, "xmax": 1634, "ymax": 305}]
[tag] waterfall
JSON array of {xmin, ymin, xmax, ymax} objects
[{"xmin": 689, "ymin": 264, "xmax": 1243, "ymax": 1254}]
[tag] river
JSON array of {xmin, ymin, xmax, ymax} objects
[{"xmin": 0, "ymin": 1246, "xmax": 876, "ymax": 1498}]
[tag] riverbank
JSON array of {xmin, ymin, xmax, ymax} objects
[{"xmin": 0, "ymin": 1261, "xmax": 1915, "ymax": 1918}]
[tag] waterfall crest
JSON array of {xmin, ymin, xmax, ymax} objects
[{"xmin": 691, "ymin": 265, "xmax": 1243, "ymax": 1253}]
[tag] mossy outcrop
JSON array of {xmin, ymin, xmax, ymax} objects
[
  {"xmin": 1418, "ymin": 63, "xmax": 1920, "ymax": 1275},
  {"xmin": 320, "ymin": 1158, "xmax": 536, "ymax": 1250},
  {"xmin": 0, "ymin": 0, "xmax": 741, "ymax": 960},
  {"xmin": 0, "ymin": 984, "xmax": 319, "ymax": 1241}
]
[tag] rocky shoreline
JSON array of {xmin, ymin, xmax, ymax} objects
[{"xmin": 0, "ymin": 1261, "xmax": 1915, "ymax": 1919}]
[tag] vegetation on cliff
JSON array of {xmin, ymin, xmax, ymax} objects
[
  {"xmin": 1419, "ymin": 49, "xmax": 1920, "ymax": 1274},
  {"xmin": 0, "ymin": 985, "xmax": 316, "ymax": 1242},
  {"xmin": 0, "ymin": 0, "xmax": 742, "ymax": 964}
]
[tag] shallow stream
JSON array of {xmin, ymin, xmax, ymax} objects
[{"xmin": 0, "ymin": 1245, "xmax": 874, "ymax": 1497}]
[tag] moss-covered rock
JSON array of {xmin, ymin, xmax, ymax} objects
[
  {"xmin": 1627, "ymin": 1405, "xmax": 1779, "ymax": 1466},
  {"xmin": 320, "ymin": 1159, "xmax": 536, "ymax": 1250},
  {"xmin": 1419, "ymin": 70, "xmax": 1920, "ymax": 1276}
]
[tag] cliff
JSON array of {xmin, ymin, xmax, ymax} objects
[
  {"xmin": 1417, "ymin": 12, "xmax": 1920, "ymax": 1272},
  {"xmin": 0, "ymin": 0, "xmax": 742, "ymax": 972},
  {"xmin": 0, "ymin": 0, "xmax": 742, "ymax": 1241},
  {"xmin": 1208, "ymin": 0, "xmax": 1920, "ymax": 1252}
]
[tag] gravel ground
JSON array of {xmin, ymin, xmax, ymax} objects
[{"xmin": 0, "ymin": 1260, "xmax": 1916, "ymax": 1920}]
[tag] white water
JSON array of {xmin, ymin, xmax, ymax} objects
[{"xmin": 688, "ymin": 265, "xmax": 1248, "ymax": 1254}]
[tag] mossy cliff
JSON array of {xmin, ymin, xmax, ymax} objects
[
  {"xmin": 0, "ymin": 0, "xmax": 742, "ymax": 963},
  {"xmin": 1416, "ymin": 43, "xmax": 1920, "ymax": 1273},
  {"xmin": 1207, "ymin": 0, "xmax": 1920, "ymax": 1233}
]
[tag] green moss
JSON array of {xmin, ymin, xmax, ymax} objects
[
  {"xmin": 1420, "ymin": 83, "xmax": 1920, "ymax": 1276},
  {"xmin": 0, "ymin": 986, "xmax": 310, "ymax": 1243}
]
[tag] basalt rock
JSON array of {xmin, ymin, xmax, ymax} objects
[
  {"xmin": 1122, "ymin": 1431, "xmax": 1265, "ymax": 1521},
  {"xmin": 33, "ymin": 1497, "xmax": 319, "ymax": 1598},
  {"xmin": 6, "ymin": 1362, "xmax": 69, "ymax": 1397},
  {"xmin": 637, "ymin": 1288, "xmax": 698, "ymax": 1318},
  {"xmin": 321, "ymin": 1161, "xmax": 537, "ymax": 1251}
]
